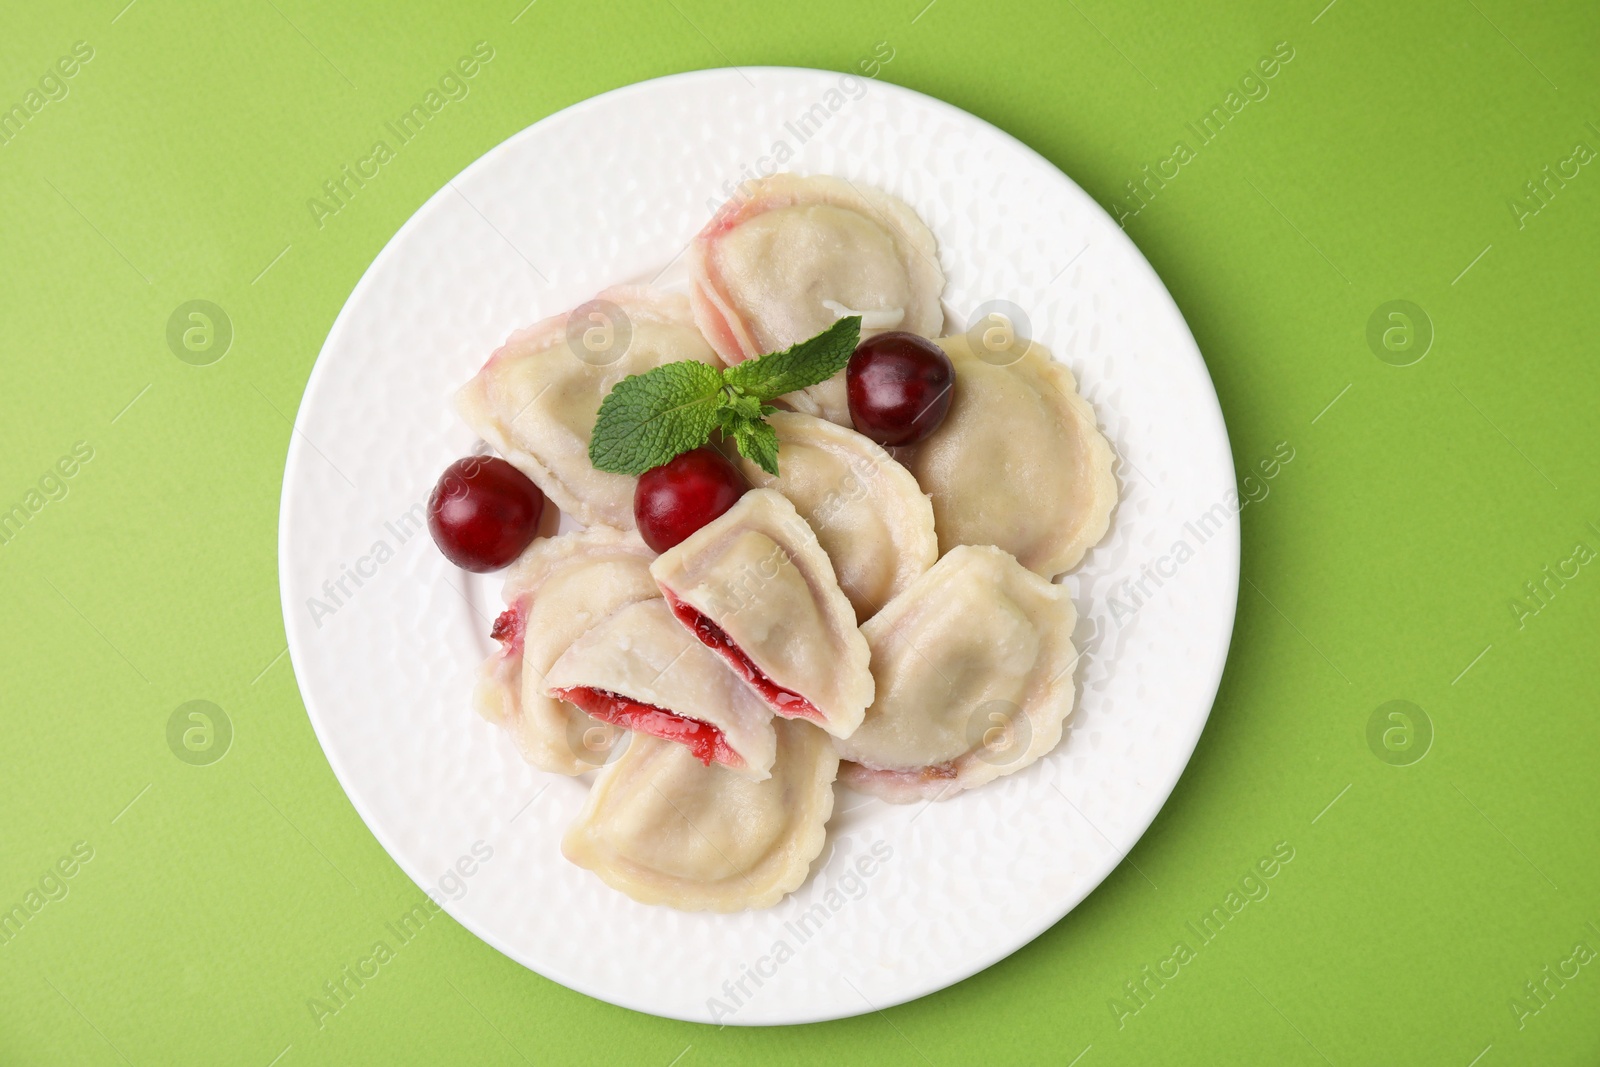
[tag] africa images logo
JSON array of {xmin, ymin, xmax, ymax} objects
[
  {"xmin": 1108, "ymin": 41, "xmax": 1296, "ymax": 226},
  {"xmin": 305, "ymin": 42, "xmax": 496, "ymax": 230},
  {"xmin": 1108, "ymin": 841, "xmax": 1296, "ymax": 1028}
]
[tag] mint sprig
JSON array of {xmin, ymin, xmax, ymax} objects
[
  {"xmin": 587, "ymin": 316, "xmax": 861, "ymax": 477},
  {"xmin": 716, "ymin": 390, "xmax": 780, "ymax": 475}
]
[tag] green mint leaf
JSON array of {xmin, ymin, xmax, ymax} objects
[
  {"xmin": 723, "ymin": 316, "xmax": 862, "ymax": 401},
  {"xmin": 588, "ymin": 360, "xmax": 724, "ymax": 475},
  {"xmin": 734, "ymin": 419, "xmax": 780, "ymax": 477}
]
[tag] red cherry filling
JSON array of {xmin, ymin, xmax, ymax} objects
[
  {"xmin": 552, "ymin": 687, "xmax": 740, "ymax": 768},
  {"xmin": 489, "ymin": 604, "xmax": 523, "ymax": 652},
  {"xmin": 663, "ymin": 591, "xmax": 825, "ymax": 724},
  {"xmin": 634, "ymin": 447, "xmax": 747, "ymax": 553}
]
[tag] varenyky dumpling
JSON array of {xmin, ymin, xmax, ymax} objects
[
  {"xmin": 835, "ymin": 545, "xmax": 1078, "ymax": 803},
  {"xmin": 689, "ymin": 174, "xmax": 945, "ymax": 424},
  {"xmin": 896, "ymin": 334, "xmax": 1117, "ymax": 578},
  {"xmin": 456, "ymin": 286, "xmax": 720, "ymax": 528},
  {"xmin": 545, "ymin": 599, "xmax": 778, "ymax": 780},
  {"xmin": 474, "ymin": 527, "xmax": 655, "ymax": 775},
  {"xmin": 563, "ymin": 718, "xmax": 837, "ymax": 911},
  {"xmin": 729, "ymin": 411, "xmax": 936, "ymax": 622},
  {"xmin": 650, "ymin": 489, "xmax": 873, "ymax": 739}
]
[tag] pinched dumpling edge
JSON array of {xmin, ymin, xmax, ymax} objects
[
  {"xmin": 473, "ymin": 526, "xmax": 655, "ymax": 776},
  {"xmin": 908, "ymin": 334, "xmax": 1118, "ymax": 578},
  {"xmin": 731, "ymin": 411, "xmax": 937, "ymax": 622},
  {"xmin": 1010, "ymin": 339, "xmax": 1117, "ymax": 575},
  {"xmin": 836, "ymin": 545, "xmax": 1079, "ymax": 803},
  {"xmin": 561, "ymin": 719, "xmax": 839, "ymax": 911},
  {"xmin": 454, "ymin": 285, "xmax": 717, "ymax": 529}
]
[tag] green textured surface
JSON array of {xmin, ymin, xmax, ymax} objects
[{"xmin": 3, "ymin": 0, "xmax": 1597, "ymax": 1063}]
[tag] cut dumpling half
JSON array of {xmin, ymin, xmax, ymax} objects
[
  {"xmin": 897, "ymin": 334, "xmax": 1116, "ymax": 578},
  {"xmin": 545, "ymin": 599, "xmax": 777, "ymax": 780},
  {"xmin": 475, "ymin": 527, "xmax": 656, "ymax": 776},
  {"xmin": 456, "ymin": 286, "xmax": 720, "ymax": 529},
  {"xmin": 836, "ymin": 545, "xmax": 1078, "ymax": 803},
  {"xmin": 689, "ymin": 174, "xmax": 944, "ymax": 424},
  {"xmin": 562, "ymin": 718, "xmax": 838, "ymax": 911},
  {"xmin": 650, "ymin": 489, "xmax": 872, "ymax": 739},
  {"xmin": 729, "ymin": 411, "xmax": 936, "ymax": 622}
]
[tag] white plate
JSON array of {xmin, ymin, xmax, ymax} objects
[{"xmin": 279, "ymin": 67, "xmax": 1237, "ymax": 1025}]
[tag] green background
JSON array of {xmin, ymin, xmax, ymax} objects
[{"xmin": 3, "ymin": 0, "xmax": 1596, "ymax": 1062}]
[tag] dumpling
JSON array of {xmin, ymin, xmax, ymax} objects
[
  {"xmin": 650, "ymin": 489, "xmax": 872, "ymax": 739},
  {"xmin": 835, "ymin": 545, "xmax": 1078, "ymax": 803},
  {"xmin": 545, "ymin": 599, "xmax": 777, "ymax": 780},
  {"xmin": 455, "ymin": 286, "xmax": 720, "ymax": 528},
  {"xmin": 689, "ymin": 174, "xmax": 944, "ymax": 424},
  {"xmin": 474, "ymin": 527, "xmax": 655, "ymax": 775},
  {"xmin": 688, "ymin": 174, "xmax": 944, "ymax": 361},
  {"xmin": 728, "ymin": 411, "xmax": 936, "ymax": 622},
  {"xmin": 896, "ymin": 333, "xmax": 1117, "ymax": 578},
  {"xmin": 562, "ymin": 718, "xmax": 838, "ymax": 911}
]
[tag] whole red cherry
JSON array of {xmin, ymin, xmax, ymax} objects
[
  {"xmin": 845, "ymin": 332, "xmax": 955, "ymax": 446},
  {"xmin": 427, "ymin": 455, "xmax": 545, "ymax": 572},
  {"xmin": 634, "ymin": 447, "xmax": 746, "ymax": 553}
]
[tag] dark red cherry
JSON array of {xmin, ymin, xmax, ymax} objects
[
  {"xmin": 845, "ymin": 332, "xmax": 955, "ymax": 446},
  {"xmin": 427, "ymin": 455, "xmax": 545, "ymax": 572},
  {"xmin": 634, "ymin": 447, "xmax": 746, "ymax": 553}
]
